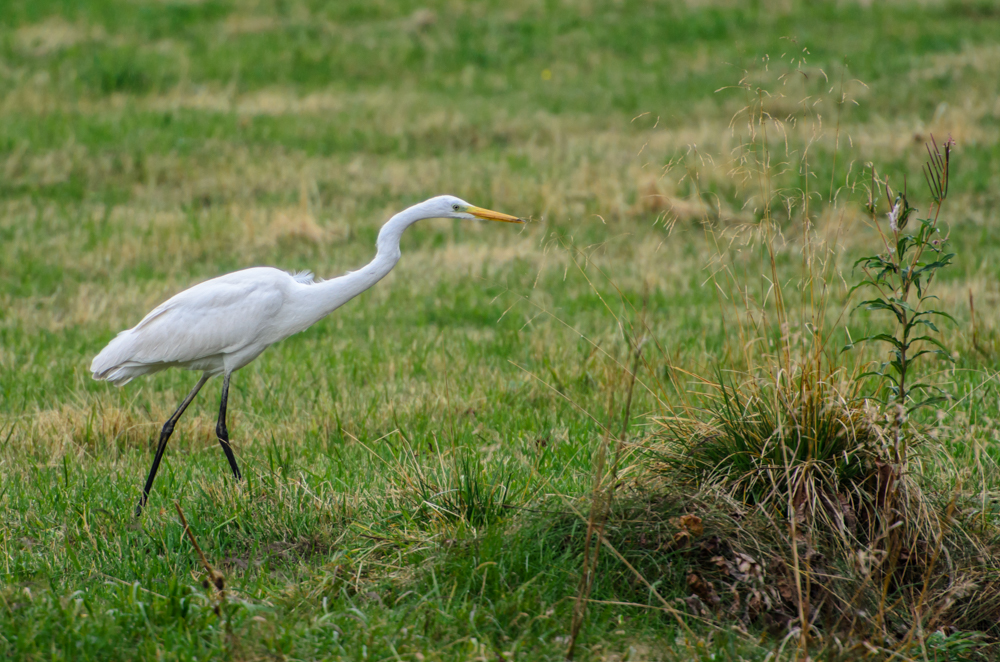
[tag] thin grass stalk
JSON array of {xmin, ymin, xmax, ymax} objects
[
  {"xmin": 567, "ymin": 335, "xmax": 644, "ymax": 660},
  {"xmin": 514, "ymin": 362, "xmax": 707, "ymax": 656},
  {"xmin": 904, "ymin": 496, "xmax": 954, "ymax": 646},
  {"xmin": 776, "ymin": 369, "xmax": 809, "ymax": 655},
  {"xmin": 174, "ymin": 501, "xmax": 236, "ymax": 650},
  {"xmin": 566, "ymin": 389, "xmax": 615, "ymax": 661}
]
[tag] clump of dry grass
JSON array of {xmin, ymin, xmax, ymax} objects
[
  {"xmin": 596, "ymin": 473, "xmax": 1000, "ymax": 657},
  {"xmin": 645, "ymin": 365, "xmax": 1000, "ymax": 646},
  {"xmin": 655, "ymin": 368, "xmax": 884, "ymax": 515}
]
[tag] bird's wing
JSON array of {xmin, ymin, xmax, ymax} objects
[{"xmin": 93, "ymin": 273, "xmax": 287, "ymax": 372}]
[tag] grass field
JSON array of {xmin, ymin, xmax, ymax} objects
[{"xmin": 3, "ymin": 0, "xmax": 1000, "ymax": 659}]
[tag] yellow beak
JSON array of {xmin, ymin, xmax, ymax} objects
[{"xmin": 467, "ymin": 206, "xmax": 526, "ymax": 224}]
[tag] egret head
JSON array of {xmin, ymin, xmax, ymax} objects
[{"xmin": 429, "ymin": 195, "xmax": 525, "ymax": 224}]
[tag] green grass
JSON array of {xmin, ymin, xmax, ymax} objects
[{"xmin": 2, "ymin": 0, "xmax": 1000, "ymax": 659}]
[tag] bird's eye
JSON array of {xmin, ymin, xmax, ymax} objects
[{"xmin": 452, "ymin": 204, "xmax": 460, "ymax": 211}]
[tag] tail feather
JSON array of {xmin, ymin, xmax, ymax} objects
[{"xmin": 91, "ymin": 330, "xmax": 151, "ymax": 386}]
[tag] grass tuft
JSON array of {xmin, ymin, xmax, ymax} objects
[
  {"xmin": 655, "ymin": 368, "xmax": 883, "ymax": 513},
  {"xmin": 412, "ymin": 452, "xmax": 520, "ymax": 529}
]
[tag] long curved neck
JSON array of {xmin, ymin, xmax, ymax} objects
[{"xmin": 306, "ymin": 205, "xmax": 426, "ymax": 320}]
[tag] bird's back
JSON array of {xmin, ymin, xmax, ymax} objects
[{"xmin": 91, "ymin": 268, "xmax": 299, "ymax": 385}]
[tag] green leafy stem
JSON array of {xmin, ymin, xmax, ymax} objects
[{"xmin": 845, "ymin": 136, "xmax": 954, "ymax": 452}]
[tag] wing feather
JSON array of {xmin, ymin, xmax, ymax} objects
[{"xmin": 91, "ymin": 269, "xmax": 288, "ymax": 381}]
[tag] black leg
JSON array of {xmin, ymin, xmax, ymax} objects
[
  {"xmin": 135, "ymin": 373, "xmax": 210, "ymax": 517},
  {"xmin": 215, "ymin": 373, "xmax": 242, "ymax": 481}
]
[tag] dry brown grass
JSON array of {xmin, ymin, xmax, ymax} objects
[
  {"xmin": 16, "ymin": 399, "xmax": 222, "ymax": 460},
  {"xmin": 14, "ymin": 17, "xmax": 105, "ymax": 56}
]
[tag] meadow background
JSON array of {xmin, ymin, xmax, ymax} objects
[{"xmin": 2, "ymin": 0, "xmax": 1000, "ymax": 659}]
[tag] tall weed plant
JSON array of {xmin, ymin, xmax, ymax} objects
[{"xmin": 847, "ymin": 137, "xmax": 955, "ymax": 465}]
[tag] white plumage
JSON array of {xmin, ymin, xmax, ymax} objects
[
  {"xmin": 92, "ymin": 267, "xmax": 293, "ymax": 385},
  {"xmin": 91, "ymin": 195, "xmax": 524, "ymax": 516}
]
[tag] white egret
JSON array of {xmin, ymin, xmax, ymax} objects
[{"xmin": 91, "ymin": 195, "xmax": 524, "ymax": 516}]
